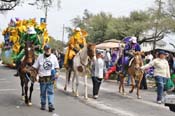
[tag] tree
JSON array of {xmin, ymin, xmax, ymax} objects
[
  {"xmin": 0, "ymin": 0, "xmax": 20, "ymax": 11},
  {"xmin": 0, "ymin": 0, "xmax": 61, "ymax": 11},
  {"xmin": 87, "ymin": 12, "xmax": 113, "ymax": 43},
  {"xmin": 49, "ymin": 36, "xmax": 65, "ymax": 50},
  {"xmin": 67, "ymin": 0, "xmax": 175, "ymax": 44}
]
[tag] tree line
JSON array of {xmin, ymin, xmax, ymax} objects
[{"xmin": 66, "ymin": 0, "xmax": 175, "ymax": 45}]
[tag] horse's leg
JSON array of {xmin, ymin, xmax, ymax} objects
[
  {"xmin": 84, "ymin": 75, "xmax": 88, "ymax": 99},
  {"xmin": 121, "ymin": 76, "xmax": 125, "ymax": 95},
  {"xmin": 75, "ymin": 73, "xmax": 79, "ymax": 97},
  {"xmin": 64, "ymin": 68, "xmax": 72, "ymax": 91},
  {"xmin": 129, "ymin": 76, "xmax": 135, "ymax": 93},
  {"xmin": 24, "ymin": 81, "xmax": 29, "ymax": 105},
  {"xmin": 137, "ymin": 75, "xmax": 143, "ymax": 99},
  {"xmin": 64, "ymin": 70, "xmax": 68, "ymax": 91},
  {"xmin": 118, "ymin": 74, "xmax": 125, "ymax": 95},
  {"xmin": 118, "ymin": 74, "xmax": 122, "ymax": 93},
  {"xmin": 20, "ymin": 77, "xmax": 25, "ymax": 100},
  {"xmin": 28, "ymin": 83, "xmax": 34, "ymax": 106},
  {"xmin": 72, "ymin": 72, "xmax": 75, "ymax": 94}
]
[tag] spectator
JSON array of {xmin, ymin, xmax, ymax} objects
[
  {"xmin": 32, "ymin": 44, "xmax": 59, "ymax": 112},
  {"xmin": 141, "ymin": 50, "xmax": 170, "ymax": 104},
  {"xmin": 145, "ymin": 52, "xmax": 153, "ymax": 63},
  {"xmin": 111, "ymin": 48, "xmax": 117, "ymax": 65},
  {"xmin": 104, "ymin": 48, "xmax": 111, "ymax": 69},
  {"xmin": 91, "ymin": 50, "xmax": 104, "ymax": 99},
  {"xmin": 58, "ymin": 52, "xmax": 65, "ymax": 69}
]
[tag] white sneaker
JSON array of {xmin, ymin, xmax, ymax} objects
[
  {"xmin": 93, "ymin": 95, "xmax": 98, "ymax": 99},
  {"xmin": 157, "ymin": 100, "xmax": 162, "ymax": 104}
]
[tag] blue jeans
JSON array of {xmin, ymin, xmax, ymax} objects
[
  {"xmin": 40, "ymin": 82, "xmax": 54, "ymax": 107},
  {"xmin": 155, "ymin": 76, "xmax": 168, "ymax": 101}
]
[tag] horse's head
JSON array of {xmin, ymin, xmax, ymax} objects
[
  {"xmin": 132, "ymin": 51, "xmax": 144, "ymax": 68},
  {"xmin": 24, "ymin": 41, "xmax": 35, "ymax": 65},
  {"xmin": 129, "ymin": 51, "xmax": 144, "ymax": 79},
  {"xmin": 87, "ymin": 43, "xmax": 96, "ymax": 59}
]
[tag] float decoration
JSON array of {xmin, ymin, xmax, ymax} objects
[{"xmin": 1, "ymin": 18, "xmax": 50, "ymax": 67}]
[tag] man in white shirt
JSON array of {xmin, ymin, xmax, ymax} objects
[
  {"xmin": 33, "ymin": 44, "xmax": 59, "ymax": 112},
  {"xmin": 92, "ymin": 50, "xmax": 104, "ymax": 99}
]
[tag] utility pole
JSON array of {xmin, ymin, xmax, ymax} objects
[
  {"xmin": 28, "ymin": 0, "xmax": 50, "ymax": 23},
  {"xmin": 153, "ymin": 0, "xmax": 163, "ymax": 54},
  {"xmin": 62, "ymin": 24, "xmax": 65, "ymax": 48},
  {"xmin": 45, "ymin": 5, "xmax": 48, "ymax": 23},
  {"xmin": 44, "ymin": 0, "xmax": 51, "ymax": 23}
]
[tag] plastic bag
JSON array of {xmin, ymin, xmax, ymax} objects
[{"xmin": 165, "ymin": 78, "xmax": 175, "ymax": 91}]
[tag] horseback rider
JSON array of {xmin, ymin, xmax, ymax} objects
[
  {"xmin": 64, "ymin": 27, "xmax": 87, "ymax": 69},
  {"xmin": 124, "ymin": 36, "xmax": 141, "ymax": 59},
  {"xmin": 121, "ymin": 36, "xmax": 141, "ymax": 75},
  {"xmin": 14, "ymin": 26, "xmax": 42, "ymax": 76}
]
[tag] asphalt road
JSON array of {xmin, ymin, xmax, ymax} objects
[{"xmin": 0, "ymin": 63, "xmax": 175, "ymax": 116}]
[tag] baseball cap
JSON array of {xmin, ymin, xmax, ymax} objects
[
  {"xmin": 158, "ymin": 50, "xmax": 167, "ymax": 55},
  {"xmin": 96, "ymin": 49, "xmax": 102, "ymax": 54},
  {"xmin": 130, "ymin": 37, "xmax": 137, "ymax": 43},
  {"xmin": 44, "ymin": 44, "xmax": 51, "ymax": 50}
]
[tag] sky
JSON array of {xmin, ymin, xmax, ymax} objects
[{"xmin": 0, "ymin": 0, "xmax": 154, "ymax": 43}]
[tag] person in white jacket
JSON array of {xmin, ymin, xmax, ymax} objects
[
  {"xmin": 92, "ymin": 50, "xmax": 104, "ymax": 99},
  {"xmin": 141, "ymin": 50, "xmax": 170, "ymax": 104}
]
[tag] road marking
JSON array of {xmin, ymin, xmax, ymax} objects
[
  {"xmin": 0, "ymin": 81, "xmax": 12, "ymax": 83},
  {"xmin": 79, "ymin": 96, "xmax": 137, "ymax": 116},
  {"xmin": 52, "ymin": 113, "xmax": 60, "ymax": 116},
  {"xmin": 58, "ymin": 75, "xmax": 169, "ymax": 109},
  {"xmin": 58, "ymin": 86, "xmax": 136, "ymax": 116},
  {"xmin": 57, "ymin": 79, "xmax": 137, "ymax": 116},
  {"xmin": 0, "ymin": 89, "xmax": 17, "ymax": 92}
]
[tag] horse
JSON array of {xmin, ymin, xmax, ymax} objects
[
  {"xmin": 64, "ymin": 43, "xmax": 96, "ymax": 99},
  {"xmin": 118, "ymin": 51, "xmax": 144, "ymax": 99},
  {"xmin": 19, "ymin": 41, "xmax": 37, "ymax": 106}
]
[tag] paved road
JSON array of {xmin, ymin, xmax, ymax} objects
[{"xmin": 0, "ymin": 64, "xmax": 174, "ymax": 116}]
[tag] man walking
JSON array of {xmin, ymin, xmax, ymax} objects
[{"xmin": 33, "ymin": 44, "xmax": 59, "ymax": 112}]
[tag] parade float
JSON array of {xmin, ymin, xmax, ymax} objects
[{"xmin": 1, "ymin": 18, "xmax": 50, "ymax": 67}]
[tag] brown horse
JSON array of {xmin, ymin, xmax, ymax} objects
[
  {"xmin": 19, "ymin": 41, "xmax": 37, "ymax": 106},
  {"xmin": 119, "ymin": 51, "xmax": 144, "ymax": 99}
]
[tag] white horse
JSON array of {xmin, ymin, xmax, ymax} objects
[{"xmin": 64, "ymin": 43, "xmax": 96, "ymax": 99}]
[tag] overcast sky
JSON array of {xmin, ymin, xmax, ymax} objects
[{"xmin": 0, "ymin": 0, "xmax": 154, "ymax": 43}]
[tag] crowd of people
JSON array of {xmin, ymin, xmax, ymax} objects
[{"xmin": 92, "ymin": 37, "xmax": 175, "ymax": 104}]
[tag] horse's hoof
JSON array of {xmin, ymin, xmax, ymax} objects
[
  {"xmin": 72, "ymin": 91, "xmax": 75, "ymax": 94},
  {"xmin": 129, "ymin": 91, "xmax": 133, "ymax": 93},
  {"xmin": 122, "ymin": 92, "xmax": 126, "ymax": 96},
  {"xmin": 21, "ymin": 96, "xmax": 25, "ymax": 101},
  {"xmin": 28, "ymin": 102, "xmax": 32, "ymax": 106},
  {"xmin": 75, "ymin": 93, "xmax": 79, "ymax": 97},
  {"xmin": 137, "ymin": 96, "xmax": 142, "ymax": 99},
  {"xmin": 84, "ymin": 96, "xmax": 88, "ymax": 100},
  {"xmin": 64, "ymin": 87, "xmax": 67, "ymax": 91}
]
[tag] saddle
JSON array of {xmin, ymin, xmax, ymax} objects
[{"xmin": 116, "ymin": 56, "xmax": 133, "ymax": 73}]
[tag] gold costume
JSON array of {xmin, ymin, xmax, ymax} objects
[{"xmin": 64, "ymin": 28, "xmax": 88, "ymax": 68}]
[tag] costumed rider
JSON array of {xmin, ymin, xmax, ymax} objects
[
  {"xmin": 122, "ymin": 36, "xmax": 141, "ymax": 74},
  {"xmin": 124, "ymin": 36, "xmax": 141, "ymax": 58},
  {"xmin": 14, "ymin": 26, "xmax": 42, "ymax": 76},
  {"xmin": 64, "ymin": 27, "xmax": 87, "ymax": 68}
]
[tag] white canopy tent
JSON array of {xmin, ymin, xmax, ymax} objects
[{"xmin": 96, "ymin": 39, "xmax": 124, "ymax": 49}]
